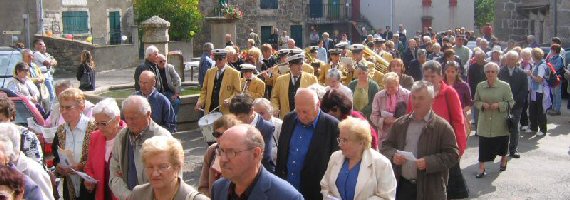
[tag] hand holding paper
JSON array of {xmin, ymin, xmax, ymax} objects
[{"xmin": 397, "ymin": 150, "xmax": 417, "ymax": 161}]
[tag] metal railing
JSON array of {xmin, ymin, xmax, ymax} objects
[{"xmin": 306, "ymin": 3, "xmax": 352, "ymax": 23}]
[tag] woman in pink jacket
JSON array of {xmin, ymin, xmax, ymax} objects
[
  {"xmin": 370, "ymin": 72, "xmax": 411, "ymax": 144},
  {"xmin": 84, "ymin": 98, "xmax": 126, "ymax": 200}
]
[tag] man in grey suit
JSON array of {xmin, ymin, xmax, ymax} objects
[{"xmin": 211, "ymin": 124, "xmax": 303, "ymax": 200}]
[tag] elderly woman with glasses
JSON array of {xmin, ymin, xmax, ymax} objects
[
  {"xmin": 130, "ymin": 136, "xmax": 208, "ymax": 200},
  {"xmin": 198, "ymin": 114, "xmax": 241, "ymax": 197},
  {"xmin": 321, "ymin": 117, "xmax": 397, "ymax": 200},
  {"xmin": 52, "ymin": 88, "xmax": 97, "ymax": 200},
  {"xmin": 83, "ymin": 98, "xmax": 126, "ymax": 200},
  {"xmin": 349, "ymin": 64, "xmax": 380, "ymax": 120},
  {"xmin": 370, "ymin": 72, "xmax": 411, "ymax": 144},
  {"xmin": 474, "ymin": 62, "xmax": 514, "ymax": 178},
  {"xmin": 7, "ymin": 62, "xmax": 40, "ymax": 104}
]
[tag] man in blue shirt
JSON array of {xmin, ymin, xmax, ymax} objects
[
  {"xmin": 135, "ymin": 71, "xmax": 176, "ymax": 133},
  {"xmin": 198, "ymin": 42, "xmax": 215, "ymax": 87},
  {"xmin": 276, "ymin": 88, "xmax": 340, "ymax": 200}
]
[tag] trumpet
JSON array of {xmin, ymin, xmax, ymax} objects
[{"xmin": 363, "ymin": 46, "xmax": 389, "ymax": 73}]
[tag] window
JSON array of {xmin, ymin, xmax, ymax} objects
[
  {"xmin": 261, "ymin": 0, "xmax": 278, "ymax": 9},
  {"xmin": 422, "ymin": 0, "xmax": 432, "ymax": 7},
  {"xmin": 449, "ymin": 0, "xmax": 457, "ymax": 7},
  {"xmin": 62, "ymin": 11, "xmax": 89, "ymax": 34}
]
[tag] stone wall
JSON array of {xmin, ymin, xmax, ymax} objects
[
  {"xmin": 494, "ymin": 0, "xmax": 534, "ymax": 43},
  {"xmin": 35, "ymin": 36, "xmax": 139, "ymax": 72},
  {"xmin": 0, "ymin": 0, "xmax": 40, "ymax": 47}
]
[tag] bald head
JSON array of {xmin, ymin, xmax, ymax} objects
[
  {"xmin": 295, "ymin": 88, "xmax": 320, "ymax": 125},
  {"xmin": 139, "ymin": 71, "xmax": 156, "ymax": 96}
]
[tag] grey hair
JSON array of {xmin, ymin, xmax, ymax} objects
[
  {"xmin": 295, "ymin": 88, "xmax": 319, "ymax": 106},
  {"xmin": 224, "ymin": 46, "xmax": 236, "ymax": 55},
  {"xmin": 411, "ymin": 81, "xmax": 435, "ymax": 99},
  {"xmin": 21, "ymin": 49, "xmax": 33, "ymax": 55},
  {"xmin": 422, "ymin": 36, "xmax": 431, "ymax": 41},
  {"xmin": 474, "ymin": 50, "xmax": 485, "ymax": 57},
  {"xmin": 252, "ymin": 98, "xmax": 273, "ymax": 114},
  {"xmin": 0, "ymin": 123, "xmax": 21, "ymax": 161},
  {"xmin": 308, "ymin": 83, "xmax": 327, "ymax": 100},
  {"xmin": 240, "ymin": 124, "xmax": 265, "ymax": 150},
  {"xmin": 122, "ymin": 95, "xmax": 152, "ymax": 115},
  {"xmin": 326, "ymin": 68, "xmax": 342, "ymax": 81},
  {"xmin": 383, "ymin": 72, "xmax": 399, "ymax": 85},
  {"xmin": 480, "ymin": 39, "xmax": 489, "ymax": 45},
  {"xmin": 484, "ymin": 62, "xmax": 500, "ymax": 72},
  {"xmin": 92, "ymin": 98, "xmax": 120, "ymax": 118},
  {"xmin": 520, "ymin": 48, "xmax": 532, "ymax": 58},
  {"xmin": 422, "ymin": 60, "xmax": 442, "ymax": 76},
  {"xmin": 55, "ymin": 79, "xmax": 72, "ymax": 89},
  {"xmin": 203, "ymin": 42, "xmax": 214, "ymax": 52},
  {"xmin": 145, "ymin": 45, "xmax": 159, "ymax": 59},
  {"xmin": 355, "ymin": 64, "xmax": 368, "ymax": 72},
  {"xmin": 417, "ymin": 49, "xmax": 428, "ymax": 57},
  {"xmin": 505, "ymin": 50, "xmax": 519, "ymax": 59}
]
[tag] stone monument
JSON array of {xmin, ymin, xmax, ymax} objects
[
  {"xmin": 205, "ymin": 16, "xmax": 238, "ymax": 49},
  {"xmin": 141, "ymin": 16, "xmax": 170, "ymax": 55}
]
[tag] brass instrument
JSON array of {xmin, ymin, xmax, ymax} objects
[{"xmin": 363, "ymin": 46, "xmax": 389, "ymax": 73}]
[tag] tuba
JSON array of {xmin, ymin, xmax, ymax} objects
[{"xmin": 363, "ymin": 46, "xmax": 389, "ymax": 73}]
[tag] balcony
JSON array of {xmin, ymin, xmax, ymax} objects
[{"xmin": 306, "ymin": 3, "xmax": 352, "ymax": 24}]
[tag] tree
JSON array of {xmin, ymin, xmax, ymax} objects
[
  {"xmin": 134, "ymin": 0, "xmax": 203, "ymax": 41},
  {"xmin": 475, "ymin": 0, "xmax": 495, "ymax": 27}
]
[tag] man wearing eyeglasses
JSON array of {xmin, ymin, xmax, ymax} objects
[
  {"xmin": 135, "ymin": 71, "xmax": 176, "ymax": 133},
  {"xmin": 156, "ymin": 54, "xmax": 182, "ymax": 115},
  {"xmin": 212, "ymin": 124, "xmax": 303, "ymax": 200},
  {"xmin": 109, "ymin": 96, "xmax": 171, "ymax": 200},
  {"xmin": 276, "ymin": 88, "xmax": 339, "ymax": 200},
  {"xmin": 195, "ymin": 49, "xmax": 242, "ymax": 114}
]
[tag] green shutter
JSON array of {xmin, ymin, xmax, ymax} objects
[{"xmin": 62, "ymin": 11, "xmax": 89, "ymax": 34}]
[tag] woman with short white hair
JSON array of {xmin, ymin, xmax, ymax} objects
[
  {"xmin": 84, "ymin": 98, "xmax": 125, "ymax": 200},
  {"xmin": 252, "ymin": 98, "xmax": 282, "ymax": 164},
  {"xmin": 325, "ymin": 69, "xmax": 353, "ymax": 100},
  {"xmin": 130, "ymin": 136, "xmax": 208, "ymax": 200},
  {"xmin": 370, "ymin": 72, "xmax": 410, "ymax": 145}
]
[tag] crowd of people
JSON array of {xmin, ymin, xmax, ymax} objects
[{"xmin": 0, "ymin": 22, "xmax": 568, "ymax": 200}]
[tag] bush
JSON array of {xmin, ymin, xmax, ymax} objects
[{"xmin": 134, "ymin": 0, "xmax": 203, "ymax": 41}]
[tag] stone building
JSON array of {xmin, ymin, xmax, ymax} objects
[
  {"xmin": 0, "ymin": 0, "xmax": 41, "ymax": 47},
  {"xmin": 42, "ymin": 0, "xmax": 135, "ymax": 45},
  {"xmin": 494, "ymin": 0, "xmax": 570, "ymax": 46},
  {"xmin": 197, "ymin": 0, "xmax": 354, "ymax": 50}
]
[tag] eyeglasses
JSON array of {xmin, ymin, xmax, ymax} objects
[
  {"xmin": 95, "ymin": 117, "xmax": 115, "ymax": 127},
  {"xmin": 212, "ymin": 131, "xmax": 223, "ymax": 138},
  {"xmin": 216, "ymin": 147, "xmax": 254, "ymax": 159},
  {"xmin": 485, "ymin": 71, "xmax": 497, "ymax": 74},
  {"xmin": 145, "ymin": 163, "xmax": 172, "ymax": 174},
  {"xmin": 18, "ymin": 68, "xmax": 30, "ymax": 72},
  {"xmin": 337, "ymin": 137, "xmax": 350, "ymax": 145},
  {"xmin": 60, "ymin": 104, "xmax": 78, "ymax": 111}
]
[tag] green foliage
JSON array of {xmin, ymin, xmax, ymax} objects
[
  {"xmin": 134, "ymin": 0, "xmax": 203, "ymax": 41},
  {"xmin": 475, "ymin": 0, "xmax": 495, "ymax": 27}
]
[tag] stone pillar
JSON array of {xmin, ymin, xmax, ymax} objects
[
  {"xmin": 205, "ymin": 16, "xmax": 237, "ymax": 49},
  {"xmin": 141, "ymin": 16, "xmax": 170, "ymax": 56}
]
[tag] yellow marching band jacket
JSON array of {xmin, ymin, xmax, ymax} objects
[{"xmin": 197, "ymin": 48, "xmax": 388, "ymax": 118}]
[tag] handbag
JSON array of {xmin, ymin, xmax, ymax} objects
[{"xmin": 505, "ymin": 102, "xmax": 515, "ymax": 130}]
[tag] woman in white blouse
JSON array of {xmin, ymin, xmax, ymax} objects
[
  {"xmin": 6, "ymin": 62, "xmax": 40, "ymax": 103},
  {"xmin": 321, "ymin": 117, "xmax": 397, "ymax": 200}
]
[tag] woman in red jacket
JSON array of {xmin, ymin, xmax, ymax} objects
[{"xmin": 84, "ymin": 98, "xmax": 126, "ymax": 200}]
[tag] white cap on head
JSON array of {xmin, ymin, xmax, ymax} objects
[
  {"xmin": 212, "ymin": 49, "xmax": 228, "ymax": 56},
  {"xmin": 491, "ymin": 45, "xmax": 503, "ymax": 54},
  {"xmin": 278, "ymin": 49, "xmax": 290, "ymax": 55},
  {"xmin": 374, "ymin": 37, "xmax": 385, "ymax": 42},
  {"xmin": 287, "ymin": 53, "xmax": 305, "ymax": 62},
  {"xmin": 350, "ymin": 44, "xmax": 365, "ymax": 51},
  {"xmin": 289, "ymin": 49, "xmax": 303, "ymax": 55},
  {"xmin": 335, "ymin": 42, "xmax": 349, "ymax": 48},
  {"xmin": 309, "ymin": 46, "xmax": 319, "ymax": 51},
  {"xmin": 240, "ymin": 64, "xmax": 256, "ymax": 71}
]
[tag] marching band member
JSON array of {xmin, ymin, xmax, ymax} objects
[
  {"xmin": 195, "ymin": 49, "xmax": 242, "ymax": 114},
  {"xmin": 308, "ymin": 46, "xmax": 326, "ymax": 78},
  {"xmin": 319, "ymin": 49, "xmax": 343, "ymax": 84},
  {"xmin": 288, "ymin": 49, "xmax": 315, "ymax": 74},
  {"xmin": 240, "ymin": 64, "xmax": 266, "ymax": 99},
  {"xmin": 336, "ymin": 42, "xmax": 351, "ymax": 57},
  {"xmin": 271, "ymin": 54, "xmax": 318, "ymax": 118},
  {"xmin": 262, "ymin": 49, "xmax": 290, "ymax": 92}
]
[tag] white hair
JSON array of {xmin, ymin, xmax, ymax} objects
[
  {"xmin": 307, "ymin": 83, "xmax": 327, "ymax": 100},
  {"xmin": 383, "ymin": 72, "xmax": 399, "ymax": 85},
  {"xmin": 225, "ymin": 46, "xmax": 236, "ymax": 55},
  {"xmin": 422, "ymin": 36, "xmax": 431, "ymax": 41},
  {"xmin": 505, "ymin": 50, "xmax": 519, "ymax": 59},
  {"xmin": 122, "ymin": 95, "xmax": 152, "ymax": 115},
  {"xmin": 411, "ymin": 81, "xmax": 435, "ymax": 99},
  {"xmin": 92, "ymin": 98, "xmax": 121, "ymax": 119},
  {"xmin": 0, "ymin": 123, "xmax": 21, "ymax": 161},
  {"xmin": 253, "ymin": 98, "xmax": 273, "ymax": 113},
  {"xmin": 54, "ymin": 79, "xmax": 72, "ymax": 89},
  {"xmin": 520, "ymin": 48, "xmax": 532, "ymax": 58},
  {"xmin": 145, "ymin": 45, "xmax": 159, "ymax": 59},
  {"xmin": 484, "ymin": 62, "xmax": 500, "ymax": 72},
  {"xmin": 295, "ymin": 88, "xmax": 319, "ymax": 105}
]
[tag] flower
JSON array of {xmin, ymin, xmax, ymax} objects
[{"xmin": 221, "ymin": 4, "xmax": 243, "ymax": 19}]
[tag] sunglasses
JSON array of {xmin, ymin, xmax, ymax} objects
[
  {"xmin": 18, "ymin": 68, "xmax": 30, "ymax": 72},
  {"xmin": 212, "ymin": 131, "xmax": 223, "ymax": 138}
]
